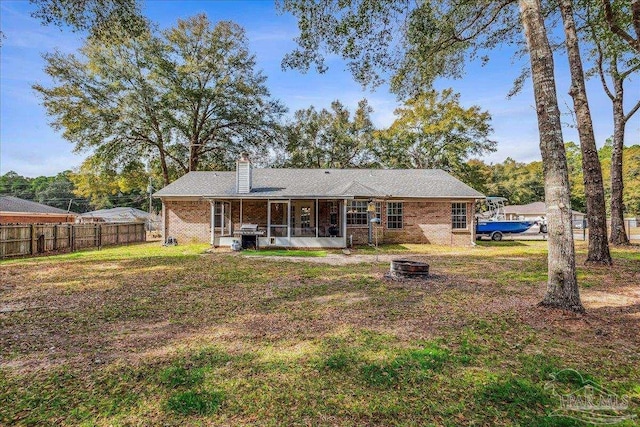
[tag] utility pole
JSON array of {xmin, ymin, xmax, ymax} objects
[{"xmin": 147, "ymin": 178, "xmax": 154, "ymax": 232}]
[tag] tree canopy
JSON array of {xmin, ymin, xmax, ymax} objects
[
  {"xmin": 277, "ymin": 99, "xmax": 376, "ymax": 168},
  {"xmin": 34, "ymin": 15, "xmax": 286, "ymax": 185},
  {"xmin": 373, "ymin": 89, "xmax": 496, "ymax": 175}
]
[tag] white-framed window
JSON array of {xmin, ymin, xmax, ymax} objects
[
  {"xmin": 214, "ymin": 201, "xmax": 230, "ymax": 228},
  {"xmin": 347, "ymin": 200, "xmax": 381, "ymax": 226},
  {"xmin": 386, "ymin": 202, "xmax": 403, "ymax": 229},
  {"xmin": 451, "ymin": 202, "xmax": 468, "ymax": 230}
]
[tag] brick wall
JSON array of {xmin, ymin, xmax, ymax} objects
[
  {"xmin": 0, "ymin": 213, "xmax": 76, "ymax": 224},
  {"xmin": 347, "ymin": 200, "xmax": 474, "ymax": 246},
  {"xmin": 164, "ymin": 200, "xmax": 211, "ymax": 243},
  {"xmin": 236, "ymin": 200, "xmax": 268, "ymax": 229},
  {"xmin": 162, "ymin": 198, "xmax": 475, "ymax": 246}
]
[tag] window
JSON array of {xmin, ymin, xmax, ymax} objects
[
  {"xmin": 386, "ymin": 202, "xmax": 403, "ymax": 229},
  {"xmin": 329, "ymin": 201, "xmax": 338, "ymax": 225},
  {"xmin": 451, "ymin": 202, "xmax": 468, "ymax": 229},
  {"xmin": 347, "ymin": 200, "xmax": 381, "ymax": 226},
  {"xmin": 213, "ymin": 202, "xmax": 226, "ymax": 228}
]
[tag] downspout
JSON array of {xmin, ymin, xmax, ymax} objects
[{"xmin": 162, "ymin": 199, "xmax": 167, "ymax": 244}]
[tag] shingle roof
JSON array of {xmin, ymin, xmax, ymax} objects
[
  {"xmin": 0, "ymin": 195, "xmax": 76, "ymax": 215},
  {"xmin": 503, "ymin": 201, "xmax": 585, "ymax": 216},
  {"xmin": 154, "ymin": 169, "xmax": 485, "ymax": 199},
  {"xmin": 78, "ymin": 207, "xmax": 152, "ymax": 221}
]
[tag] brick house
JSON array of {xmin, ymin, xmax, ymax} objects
[
  {"xmin": 153, "ymin": 155, "xmax": 485, "ymax": 247},
  {"xmin": 0, "ymin": 195, "xmax": 77, "ymax": 224}
]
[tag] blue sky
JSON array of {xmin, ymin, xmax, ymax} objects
[{"xmin": 1, "ymin": 0, "xmax": 638, "ymax": 177}]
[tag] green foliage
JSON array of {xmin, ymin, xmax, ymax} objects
[
  {"xmin": 601, "ymin": 144, "xmax": 640, "ymax": 215},
  {"xmin": 34, "ymin": 14, "xmax": 285, "ymax": 185},
  {"xmin": 280, "ymin": 1, "xmax": 521, "ymax": 96},
  {"xmin": 0, "ymin": 170, "xmax": 91, "ymax": 212},
  {"xmin": 321, "ymin": 351, "xmax": 354, "ymax": 371},
  {"xmin": 159, "ymin": 366, "xmax": 205, "ymax": 388},
  {"xmin": 361, "ymin": 343, "xmax": 454, "ymax": 387},
  {"xmin": 29, "ymin": 0, "xmax": 145, "ymax": 40},
  {"xmin": 277, "ymin": 99, "xmax": 376, "ymax": 168},
  {"xmin": 373, "ymin": 89, "xmax": 495, "ymax": 176},
  {"xmin": 461, "ymin": 158, "xmax": 545, "ymax": 206},
  {"xmin": 69, "ymin": 156, "xmax": 152, "ymax": 210},
  {"xmin": 243, "ymin": 249, "xmax": 327, "ymax": 257},
  {"xmin": 166, "ymin": 390, "xmax": 223, "ymax": 415}
]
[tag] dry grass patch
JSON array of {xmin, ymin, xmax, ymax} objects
[{"xmin": 0, "ymin": 241, "xmax": 638, "ymax": 425}]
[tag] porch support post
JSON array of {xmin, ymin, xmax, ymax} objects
[
  {"xmin": 267, "ymin": 199, "xmax": 271, "ymax": 238},
  {"xmin": 315, "ymin": 199, "xmax": 319, "ymax": 238},
  {"xmin": 221, "ymin": 201, "xmax": 225, "ymax": 235},
  {"xmin": 240, "ymin": 199, "xmax": 243, "ymax": 225},
  {"xmin": 287, "ymin": 199, "xmax": 291, "ymax": 239},
  {"xmin": 342, "ymin": 199, "xmax": 348, "ymax": 248},
  {"xmin": 210, "ymin": 200, "xmax": 215, "ymax": 246},
  {"xmin": 470, "ymin": 200, "xmax": 476, "ymax": 245}
]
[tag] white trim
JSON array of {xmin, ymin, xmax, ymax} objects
[
  {"xmin": 214, "ymin": 200, "xmax": 216, "ymax": 246},
  {"xmin": 342, "ymin": 199, "xmax": 348, "ymax": 246},
  {"xmin": 287, "ymin": 199, "xmax": 291, "ymax": 239},
  {"xmin": 267, "ymin": 200, "xmax": 290, "ymax": 239}
]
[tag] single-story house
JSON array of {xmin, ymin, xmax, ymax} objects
[
  {"xmin": 503, "ymin": 201, "xmax": 586, "ymax": 228},
  {"xmin": 0, "ymin": 195, "xmax": 77, "ymax": 224},
  {"xmin": 153, "ymin": 155, "xmax": 484, "ymax": 248}
]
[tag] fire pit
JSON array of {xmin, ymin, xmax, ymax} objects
[{"xmin": 389, "ymin": 259, "xmax": 430, "ymax": 279}]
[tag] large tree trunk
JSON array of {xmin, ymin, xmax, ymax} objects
[
  {"xmin": 519, "ymin": 0, "xmax": 584, "ymax": 312},
  {"xmin": 158, "ymin": 147, "xmax": 170, "ymax": 186},
  {"xmin": 559, "ymin": 0, "xmax": 612, "ymax": 265},
  {"xmin": 609, "ymin": 73, "xmax": 629, "ymax": 245}
]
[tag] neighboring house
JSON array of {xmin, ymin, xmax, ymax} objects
[
  {"xmin": 503, "ymin": 201, "xmax": 586, "ymax": 228},
  {"xmin": 0, "ymin": 195, "xmax": 77, "ymax": 224},
  {"xmin": 153, "ymin": 155, "xmax": 485, "ymax": 247},
  {"xmin": 77, "ymin": 207, "xmax": 159, "ymax": 230}
]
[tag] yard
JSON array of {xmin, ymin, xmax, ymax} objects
[{"xmin": 1, "ymin": 242, "xmax": 639, "ymax": 426}]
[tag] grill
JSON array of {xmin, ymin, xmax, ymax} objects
[{"xmin": 233, "ymin": 224, "xmax": 265, "ymax": 250}]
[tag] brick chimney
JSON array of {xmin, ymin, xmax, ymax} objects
[{"xmin": 236, "ymin": 152, "xmax": 252, "ymax": 194}]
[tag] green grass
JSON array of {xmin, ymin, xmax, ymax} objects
[
  {"xmin": 166, "ymin": 390, "xmax": 224, "ymax": 415},
  {"xmin": 243, "ymin": 249, "xmax": 327, "ymax": 257},
  {"xmin": 1, "ymin": 241, "xmax": 639, "ymax": 425}
]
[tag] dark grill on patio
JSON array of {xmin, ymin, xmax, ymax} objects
[{"xmin": 234, "ymin": 224, "xmax": 265, "ymax": 249}]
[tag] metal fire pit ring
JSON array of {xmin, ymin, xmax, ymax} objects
[{"xmin": 389, "ymin": 259, "xmax": 430, "ymax": 279}]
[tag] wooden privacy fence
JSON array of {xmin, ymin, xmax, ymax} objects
[{"xmin": 0, "ymin": 222, "xmax": 146, "ymax": 258}]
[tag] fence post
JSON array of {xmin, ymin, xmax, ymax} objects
[
  {"xmin": 30, "ymin": 224, "xmax": 36, "ymax": 255},
  {"xmin": 53, "ymin": 225, "xmax": 58, "ymax": 250},
  {"xmin": 70, "ymin": 224, "xmax": 75, "ymax": 252},
  {"xmin": 116, "ymin": 224, "xmax": 120, "ymax": 244},
  {"xmin": 626, "ymin": 219, "xmax": 631, "ymax": 241},
  {"xmin": 98, "ymin": 224, "xmax": 102, "ymax": 248}
]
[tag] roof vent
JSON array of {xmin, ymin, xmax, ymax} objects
[
  {"xmin": 236, "ymin": 153, "xmax": 252, "ymax": 194},
  {"xmin": 324, "ymin": 171, "xmax": 330, "ymax": 174}
]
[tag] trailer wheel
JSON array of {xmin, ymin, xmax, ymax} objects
[
  {"xmin": 491, "ymin": 231, "xmax": 503, "ymax": 241},
  {"xmin": 540, "ymin": 224, "xmax": 548, "ymax": 234}
]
